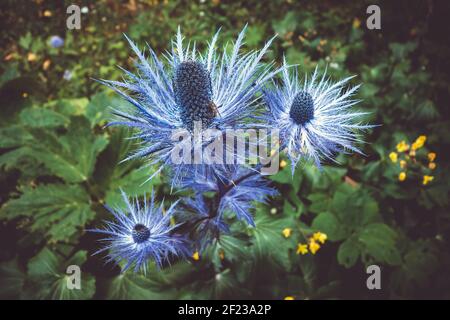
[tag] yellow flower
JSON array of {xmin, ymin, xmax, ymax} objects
[
  {"xmin": 27, "ymin": 53, "xmax": 37, "ymax": 62},
  {"xmin": 389, "ymin": 152, "xmax": 398, "ymax": 163},
  {"xmin": 313, "ymin": 232, "xmax": 327, "ymax": 244},
  {"xmin": 411, "ymin": 135, "xmax": 426, "ymax": 150},
  {"xmin": 280, "ymin": 160, "xmax": 287, "ymax": 169},
  {"xmin": 409, "ymin": 150, "xmax": 416, "ymax": 157},
  {"xmin": 192, "ymin": 251, "xmax": 200, "ymax": 261},
  {"xmin": 282, "ymin": 228, "xmax": 292, "ymax": 238},
  {"xmin": 309, "ymin": 240, "xmax": 321, "ymax": 254},
  {"xmin": 400, "ymin": 160, "xmax": 407, "ymax": 169},
  {"xmin": 422, "ymin": 175, "xmax": 434, "ymax": 186},
  {"xmin": 428, "ymin": 152, "xmax": 436, "ymax": 162},
  {"xmin": 398, "ymin": 172, "xmax": 406, "ymax": 181},
  {"xmin": 43, "ymin": 10, "xmax": 52, "ymax": 17},
  {"xmin": 284, "ymin": 296, "xmax": 295, "ymax": 300},
  {"xmin": 396, "ymin": 141, "xmax": 410, "ymax": 153},
  {"xmin": 428, "ymin": 162, "xmax": 436, "ymax": 170},
  {"xmin": 352, "ymin": 18, "xmax": 361, "ymax": 29},
  {"xmin": 42, "ymin": 59, "xmax": 51, "ymax": 70},
  {"xmin": 296, "ymin": 243, "xmax": 308, "ymax": 255}
]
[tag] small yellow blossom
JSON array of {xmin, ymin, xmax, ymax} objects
[
  {"xmin": 27, "ymin": 53, "xmax": 37, "ymax": 62},
  {"xmin": 43, "ymin": 59, "xmax": 51, "ymax": 70},
  {"xmin": 22, "ymin": 92, "xmax": 28, "ymax": 98},
  {"xmin": 423, "ymin": 175, "xmax": 434, "ymax": 186},
  {"xmin": 282, "ymin": 228, "xmax": 292, "ymax": 238},
  {"xmin": 284, "ymin": 296, "xmax": 295, "ymax": 300},
  {"xmin": 400, "ymin": 160, "xmax": 407, "ymax": 169},
  {"xmin": 192, "ymin": 251, "xmax": 200, "ymax": 261},
  {"xmin": 396, "ymin": 141, "xmax": 410, "ymax": 153},
  {"xmin": 428, "ymin": 152, "xmax": 436, "ymax": 162},
  {"xmin": 398, "ymin": 172, "xmax": 406, "ymax": 181},
  {"xmin": 43, "ymin": 10, "xmax": 52, "ymax": 17},
  {"xmin": 309, "ymin": 240, "xmax": 321, "ymax": 254},
  {"xmin": 313, "ymin": 232, "xmax": 327, "ymax": 244},
  {"xmin": 409, "ymin": 150, "xmax": 416, "ymax": 157},
  {"xmin": 411, "ymin": 135, "xmax": 426, "ymax": 150},
  {"xmin": 352, "ymin": 18, "xmax": 361, "ymax": 29},
  {"xmin": 428, "ymin": 162, "xmax": 436, "ymax": 170},
  {"xmin": 389, "ymin": 152, "xmax": 398, "ymax": 163},
  {"xmin": 296, "ymin": 243, "xmax": 308, "ymax": 255},
  {"xmin": 280, "ymin": 160, "xmax": 287, "ymax": 169}
]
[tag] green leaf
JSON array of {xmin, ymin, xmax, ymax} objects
[
  {"xmin": 337, "ymin": 237, "xmax": 360, "ymax": 268},
  {"xmin": 205, "ymin": 235, "xmax": 249, "ymax": 271},
  {"xmin": 249, "ymin": 214, "xmax": 294, "ymax": 270},
  {"xmin": 105, "ymin": 166, "xmax": 159, "ymax": 208},
  {"xmin": 26, "ymin": 248, "xmax": 95, "ymax": 300},
  {"xmin": 0, "ymin": 259, "xmax": 26, "ymax": 299},
  {"xmin": 25, "ymin": 116, "xmax": 108, "ymax": 183},
  {"xmin": 19, "ymin": 107, "xmax": 69, "ymax": 128},
  {"xmin": 0, "ymin": 125, "xmax": 31, "ymax": 148},
  {"xmin": 358, "ymin": 223, "xmax": 402, "ymax": 266},
  {"xmin": 0, "ymin": 184, "xmax": 95, "ymax": 242},
  {"xmin": 272, "ymin": 12, "xmax": 298, "ymax": 37},
  {"xmin": 312, "ymin": 212, "xmax": 346, "ymax": 241},
  {"xmin": 106, "ymin": 273, "xmax": 177, "ymax": 299}
]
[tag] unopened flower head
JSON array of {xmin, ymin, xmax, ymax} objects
[
  {"xmin": 90, "ymin": 191, "xmax": 187, "ymax": 273},
  {"xmin": 98, "ymin": 26, "xmax": 280, "ymax": 183},
  {"xmin": 263, "ymin": 62, "xmax": 372, "ymax": 170}
]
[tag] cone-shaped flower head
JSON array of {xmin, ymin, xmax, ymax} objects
[{"xmin": 263, "ymin": 62, "xmax": 373, "ymax": 170}]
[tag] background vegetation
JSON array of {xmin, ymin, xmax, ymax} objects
[{"xmin": 0, "ymin": 0, "xmax": 449, "ymax": 299}]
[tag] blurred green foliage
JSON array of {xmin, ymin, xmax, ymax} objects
[{"xmin": 0, "ymin": 0, "xmax": 449, "ymax": 299}]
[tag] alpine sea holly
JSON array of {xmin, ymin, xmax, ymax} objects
[
  {"xmin": 90, "ymin": 191, "xmax": 187, "ymax": 273},
  {"xmin": 97, "ymin": 25, "xmax": 281, "ymax": 185},
  {"xmin": 262, "ymin": 62, "xmax": 372, "ymax": 171},
  {"xmin": 91, "ymin": 26, "xmax": 372, "ymax": 273}
]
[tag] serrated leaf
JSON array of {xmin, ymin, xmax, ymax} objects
[
  {"xmin": 205, "ymin": 235, "xmax": 249, "ymax": 271},
  {"xmin": 106, "ymin": 273, "xmax": 177, "ymax": 299},
  {"xmin": 337, "ymin": 237, "xmax": 360, "ymax": 268},
  {"xmin": 358, "ymin": 223, "xmax": 401, "ymax": 266},
  {"xmin": 249, "ymin": 214, "xmax": 293, "ymax": 270},
  {"xmin": 0, "ymin": 184, "xmax": 95, "ymax": 242},
  {"xmin": 24, "ymin": 116, "xmax": 108, "ymax": 182},
  {"xmin": 312, "ymin": 212, "xmax": 347, "ymax": 241},
  {"xmin": 0, "ymin": 258, "xmax": 26, "ymax": 299},
  {"xmin": 0, "ymin": 125, "xmax": 32, "ymax": 148},
  {"xmin": 19, "ymin": 107, "xmax": 69, "ymax": 128},
  {"xmin": 26, "ymin": 248, "xmax": 95, "ymax": 300}
]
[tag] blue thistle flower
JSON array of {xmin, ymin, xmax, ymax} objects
[
  {"xmin": 263, "ymin": 62, "xmax": 372, "ymax": 170},
  {"xmin": 97, "ymin": 26, "xmax": 280, "ymax": 183},
  {"xmin": 90, "ymin": 191, "xmax": 187, "ymax": 273},
  {"xmin": 49, "ymin": 35, "xmax": 64, "ymax": 48},
  {"xmin": 181, "ymin": 165, "xmax": 277, "ymax": 226}
]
